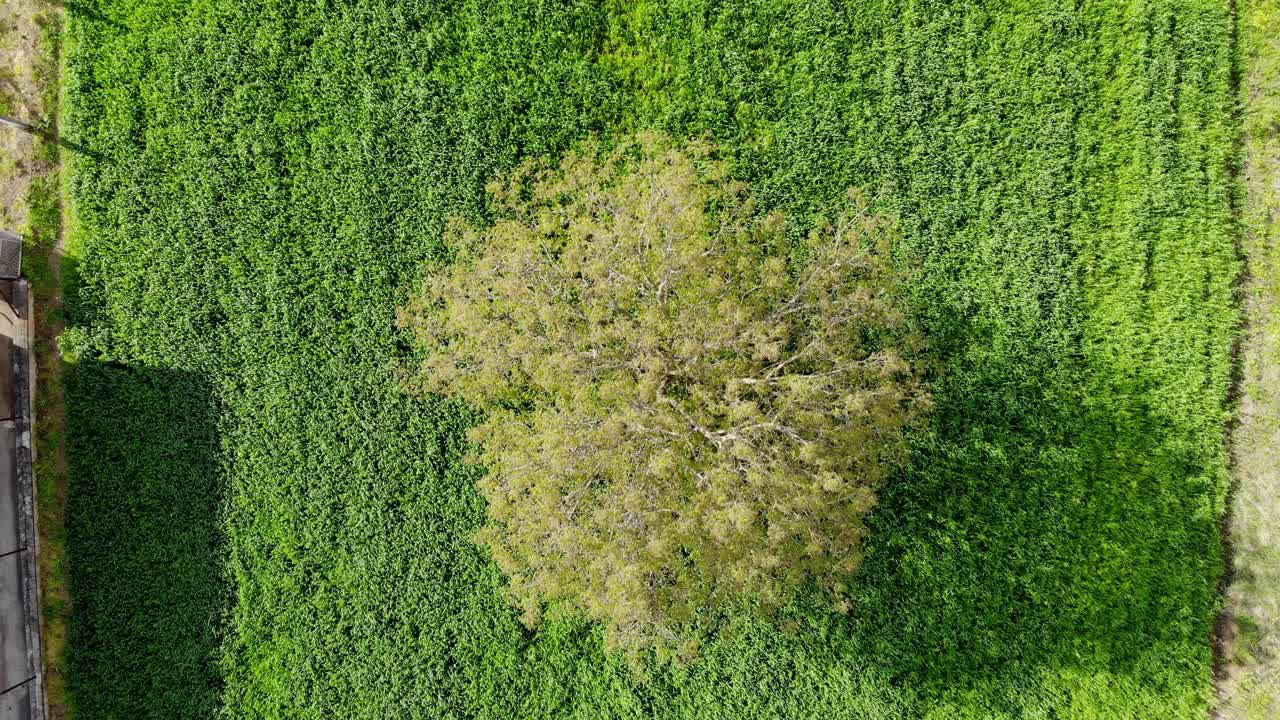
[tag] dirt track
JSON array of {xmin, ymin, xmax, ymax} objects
[
  {"xmin": 1218, "ymin": 2, "xmax": 1280, "ymax": 717},
  {"xmin": 0, "ymin": 0, "xmax": 46, "ymax": 233}
]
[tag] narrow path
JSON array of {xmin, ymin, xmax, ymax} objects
[{"xmin": 1218, "ymin": 1, "xmax": 1280, "ymax": 717}]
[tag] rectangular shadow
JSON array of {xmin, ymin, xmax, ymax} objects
[{"xmin": 65, "ymin": 361, "xmax": 226, "ymax": 719}]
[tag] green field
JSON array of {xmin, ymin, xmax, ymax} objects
[{"xmin": 61, "ymin": 0, "xmax": 1238, "ymax": 718}]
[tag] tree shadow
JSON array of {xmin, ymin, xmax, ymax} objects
[{"xmin": 65, "ymin": 361, "xmax": 227, "ymax": 719}]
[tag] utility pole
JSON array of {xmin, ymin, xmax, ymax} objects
[{"xmin": 0, "ymin": 116, "xmax": 39, "ymax": 134}]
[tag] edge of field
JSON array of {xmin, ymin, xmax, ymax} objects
[
  {"xmin": 1219, "ymin": 1, "xmax": 1280, "ymax": 718},
  {"xmin": 40, "ymin": 5, "xmax": 72, "ymax": 717},
  {"xmin": 0, "ymin": 0, "xmax": 73, "ymax": 717}
]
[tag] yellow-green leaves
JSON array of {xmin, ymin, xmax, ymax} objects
[{"xmin": 401, "ymin": 133, "xmax": 928, "ymax": 653}]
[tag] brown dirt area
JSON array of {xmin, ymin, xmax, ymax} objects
[
  {"xmin": 1217, "ymin": 2, "xmax": 1280, "ymax": 718},
  {"xmin": 0, "ymin": 0, "xmax": 44, "ymax": 231}
]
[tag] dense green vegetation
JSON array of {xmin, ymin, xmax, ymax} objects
[
  {"xmin": 66, "ymin": 363, "xmax": 225, "ymax": 718},
  {"xmin": 62, "ymin": 0, "xmax": 1238, "ymax": 717}
]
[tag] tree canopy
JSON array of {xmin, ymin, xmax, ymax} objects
[{"xmin": 399, "ymin": 133, "xmax": 929, "ymax": 652}]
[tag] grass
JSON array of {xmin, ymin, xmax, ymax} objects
[
  {"xmin": 65, "ymin": 362, "xmax": 227, "ymax": 719},
  {"xmin": 26, "ymin": 167, "xmax": 72, "ymax": 719},
  {"xmin": 1220, "ymin": 0, "xmax": 1280, "ymax": 717},
  {"xmin": 62, "ymin": 1, "xmax": 1238, "ymax": 718}
]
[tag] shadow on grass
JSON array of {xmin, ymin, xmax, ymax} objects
[
  {"xmin": 43, "ymin": 0, "xmax": 126, "ymax": 31},
  {"xmin": 66, "ymin": 361, "xmax": 226, "ymax": 719}
]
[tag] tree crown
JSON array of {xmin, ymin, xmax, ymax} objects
[{"xmin": 399, "ymin": 132, "xmax": 929, "ymax": 653}]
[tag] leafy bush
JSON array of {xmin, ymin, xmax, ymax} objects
[{"xmin": 400, "ymin": 133, "xmax": 928, "ymax": 650}]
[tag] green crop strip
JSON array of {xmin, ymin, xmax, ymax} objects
[{"xmin": 61, "ymin": 0, "xmax": 1238, "ymax": 717}]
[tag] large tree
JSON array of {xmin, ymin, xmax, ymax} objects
[{"xmin": 399, "ymin": 133, "xmax": 929, "ymax": 652}]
